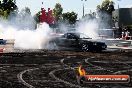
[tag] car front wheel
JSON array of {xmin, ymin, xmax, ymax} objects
[{"xmin": 81, "ymin": 44, "xmax": 89, "ymax": 52}]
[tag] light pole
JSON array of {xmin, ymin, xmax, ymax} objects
[
  {"xmin": 117, "ymin": 0, "xmax": 121, "ymax": 38},
  {"xmin": 117, "ymin": 0, "xmax": 121, "ymax": 27},
  {"xmin": 81, "ymin": 0, "xmax": 87, "ymax": 17},
  {"xmin": 117, "ymin": 0, "xmax": 121, "ymax": 9}
]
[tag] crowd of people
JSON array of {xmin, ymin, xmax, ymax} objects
[{"xmin": 121, "ymin": 27, "xmax": 131, "ymax": 40}]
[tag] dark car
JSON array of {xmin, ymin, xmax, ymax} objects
[
  {"xmin": 49, "ymin": 32, "xmax": 107, "ymax": 52},
  {"xmin": 0, "ymin": 39, "xmax": 6, "ymax": 45}
]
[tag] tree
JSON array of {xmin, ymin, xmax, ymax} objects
[
  {"xmin": 0, "ymin": 0, "xmax": 17, "ymax": 18},
  {"xmin": 20, "ymin": 7, "xmax": 31, "ymax": 18},
  {"xmin": 8, "ymin": 6, "xmax": 36, "ymax": 29},
  {"xmin": 97, "ymin": 0, "xmax": 115, "ymax": 28},
  {"xmin": 24, "ymin": 7, "xmax": 31, "ymax": 15},
  {"xmin": 62, "ymin": 11, "xmax": 77, "ymax": 24},
  {"xmin": 53, "ymin": 3, "xmax": 63, "ymax": 22},
  {"xmin": 34, "ymin": 11, "xmax": 41, "ymax": 24},
  {"xmin": 97, "ymin": 0, "xmax": 115, "ymax": 15}
]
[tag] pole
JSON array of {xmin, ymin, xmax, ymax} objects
[
  {"xmin": 117, "ymin": 0, "xmax": 121, "ymax": 27},
  {"xmin": 83, "ymin": 3, "xmax": 84, "ymax": 17},
  {"xmin": 117, "ymin": 0, "xmax": 121, "ymax": 9},
  {"xmin": 117, "ymin": 0, "xmax": 121, "ymax": 38},
  {"xmin": 81, "ymin": 0, "xmax": 87, "ymax": 17}
]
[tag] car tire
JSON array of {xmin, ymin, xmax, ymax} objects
[{"xmin": 81, "ymin": 44, "xmax": 89, "ymax": 52}]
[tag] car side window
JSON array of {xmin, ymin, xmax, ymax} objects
[
  {"xmin": 67, "ymin": 33, "xmax": 76, "ymax": 39},
  {"xmin": 62, "ymin": 34, "xmax": 67, "ymax": 38},
  {"xmin": 62, "ymin": 33, "xmax": 78, "ymax": 39}
]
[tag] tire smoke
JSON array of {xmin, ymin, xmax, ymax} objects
[
  {"xmin": 0, "ymin": 21, "xmax": 51, "ymax": 49},
  {"xmin": 76, "ymin": 19, "xmax": 99, "ymax": 39}
]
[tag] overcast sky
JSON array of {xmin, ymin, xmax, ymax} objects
[{"xmin": 16, "ymin": 0, "xmax": 132, "ymax": 18}]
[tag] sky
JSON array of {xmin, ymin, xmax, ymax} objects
[{"xmin": 16, "ymin": 0, "xmax": 132, "ymax": 18}]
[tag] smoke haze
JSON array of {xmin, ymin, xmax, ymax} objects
[
  {"xmin": 0, "ymin": 9, "xmax": 113, "ymax": 50},
  {"xmin": 0, "ymin": 19, "xmax": 51, "ymax": 49},
  {"xmin": 76, "ymin": 19, "xmax": 99, "ymax": 39}
]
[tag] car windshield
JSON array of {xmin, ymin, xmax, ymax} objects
[
  {"xmin": 77, "ymin": 33, "xmax": 91, "ymax": 39},
  {"xmin": 63, "ymin": 33, "xmax": 91, "ymax": 39}
]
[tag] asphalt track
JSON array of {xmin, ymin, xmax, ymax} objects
[{"xmin": 0, "ymin": 49, "xmax": 132, "ymax": 88}]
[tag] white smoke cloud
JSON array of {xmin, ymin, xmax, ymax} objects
[
  {"xmin": 0, "ymin": 20, "xmax": 51, "ymax": 49},
  {"xmin": 0, "ymin": 7, "xmax": 113, "ymax": 50},
  {"xmin": 76, "ymin": 11, "xmax": 114, "ymax": 39},
  {"xmin": 76, "ymin": 19, "xmax": 99, "ymax": 39},
  {"xmin": 0, "ymin": 7, "xmax": 54, "ymax": 50}
]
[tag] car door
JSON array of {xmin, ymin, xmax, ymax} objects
[
  {"xmin": 66, "ymin": 33, "xmax": 79, "ymax": 48},
  {"xmin": 55, "ymin": 34, "xmax": 68, "ymax": 47}
]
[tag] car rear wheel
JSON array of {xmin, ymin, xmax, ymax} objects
[{"xmin": 81, "ymin": 44, "xmax": 89, "ymax": 52}]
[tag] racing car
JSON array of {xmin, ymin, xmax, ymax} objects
[{"xmin": 48, "ymin": 32, "xmax": 107, "ymax": 52}]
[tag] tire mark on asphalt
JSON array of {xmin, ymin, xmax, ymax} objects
[
  {"xmin": 114, "ymin": 69, "xmax": 132, "ymax": 75},
  {"xmin": 85, "ymin": 58, "xmax": 115, "ymax": 73},
  {"xmin": 17, "ymin": 68, "xmax": 39, "ymax": 88},
  {"xmin": 85, "ymin": 58, "xmax": 132, "ymax": 88},
  {"xmin": 49, "ymin": 68, "xmax": 87, "ymax": 88}
]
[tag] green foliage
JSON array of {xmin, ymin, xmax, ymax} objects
[
  {"xmin": 62, "ymin": 11, "xmax": 77, "ymax": 24},
  {"xmin": 53, "ymin": 3, "xmax": 77, "ymax": 24},
  {"xmin": 34, "ymin": 11, "xmax": 41, "ymax": 23},
  {"xmin": 96, "ymin": 0, "xmax": 115, "ymax": 28},
  {"xmin": 97, "ymin": 0, "xmax": 115, "ymax": 14},
  {"xmin": 35, "ymin": 3, "xmax": 77, "ymax": 25},
  {"xmin": 24, "ymin": 7, "xmax": 31, "ymax": 15},
  {"xmin": 0, "ymin": 0, "xmax": 17, "ymax": 18},
  {"xmin": 53, "ymin": 3, "xmax": 63, "ymax": 21},
  {"xmin": 20, "ymin": 7, "xmax": 31, "ymax": 20},
  {"xmin": 20, "ymin": 7, "xmax": 31, "ymax": 18}
]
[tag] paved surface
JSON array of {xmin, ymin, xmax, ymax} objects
[{"xmin": 0, "ymin": 50, "xmax": 132, "ymax": 88}]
